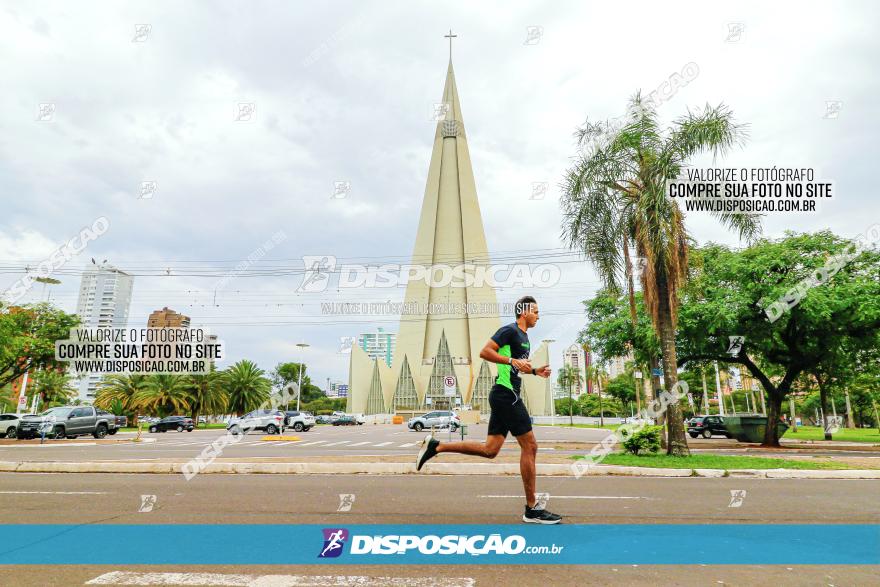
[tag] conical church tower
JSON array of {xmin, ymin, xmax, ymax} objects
[{"xmin": 347, "ymin": 48, "xmax": 550, "ymax": 416}]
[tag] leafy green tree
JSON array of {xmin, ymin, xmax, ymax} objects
[
  {"xmin": 676, "ymin": 232, "xmax": 880, "ymax": 445},
  {"xmin": 562, "ymin": 94, "xmax": 760, "ymax": 454},
  {"xmin": 271, "ymin": 362, "xmax": 325, "ymax": 407},
  {"xmin": 0, "ymin": 302, "xmax": 80, "ymax": 388},
  {"xmin": 577, "ymin": 392, "xmax": 623, "ymax": 417},
  {"xmin": 223, "ymin": 360, "xmax": 271, "ymax": 415},
  {"xmin": 605, "ymin": 372, "xmax": 636, "ymax": 406},
  {"xmin": 554, "ymin": 397, "xmax": 581, "ymax": 417}
]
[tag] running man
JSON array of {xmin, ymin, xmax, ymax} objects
[{"xmin": 416, "ymin": 295, "xmax": 562, "ymax": 524}]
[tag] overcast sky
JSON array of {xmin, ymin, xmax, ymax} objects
[{"xmin": 2, "ymin": 0, "xmax": 877, "ymax": 387}]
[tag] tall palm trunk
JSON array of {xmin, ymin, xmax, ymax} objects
[{"xmin": 656, "ymin": 274, "xmax": 689, "ymax": 456}]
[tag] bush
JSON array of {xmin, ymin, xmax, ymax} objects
[{"xmin": 621, "ymin": 425, "xmax": 662, "ymax": 455}]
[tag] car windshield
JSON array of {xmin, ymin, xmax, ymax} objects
[
  {"xmin": 40, "ymin": 407, "xmax": 72, "ymax": 418},
  {"xmin": 691, "ymin": 417, "xmax": 704, "ymax": 423}
]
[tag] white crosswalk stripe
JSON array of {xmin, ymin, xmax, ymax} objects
[
  {"xmin": 372, "ymin": 442, "xmax": 393, "ymax": 447},
  {"xmin": 323, "ymin": 441, "xmax": 351, "ymax": 447},
  {"xmin": 297, "ymin": 440, "xmax": 327, "ymax": 446},
  {"xmin": 347, "ymin": 441, "xmax": 372, "ymax": 446},
  {"xmin": 398, "ymin": 442, "xmax": 418, "ymax": 448}
]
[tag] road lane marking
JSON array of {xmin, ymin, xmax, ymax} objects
[
  {"xmin": 372, "ymin": 442, "xmax": 393, "ymax": 447},
  {"xmin": 347, "ymin": 442, "xmax": 372, "ymax": 446},
  {"xmin": 86, "ymin": 572, "xmax": 476, "ymax": 586},
  {"xmin": 297, "ymin": 441, "xmax": 327, "ymax": 446},
  {"xmin": 398, "ymin": 442, "xmax": 418, "ymax": 447},
  {"xmin": 274, "ymin": 442, "xmax": 296, "ymax": 446},
  {"xmin": 323, "ymin": 441, "xmax": 351, "ymax": 446},
  {"xmin": 479, "ymin": 495, "xmax": 656, "ymax": 500},
  {"xmin": 0, "ymin": 491, "xmax": 108, "ymax": 495}
]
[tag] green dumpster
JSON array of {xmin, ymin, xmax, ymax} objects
[{"xmin": 724, "ymin": 415, "xmax": 789, "ymax": 443}]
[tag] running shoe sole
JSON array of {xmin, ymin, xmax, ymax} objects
[{"xmin": 416, "ymin": 433, "xmax": 437, "ymax": 471}]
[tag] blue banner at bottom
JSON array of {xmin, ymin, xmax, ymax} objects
[{"xmin": 0, "ymin": 524, "xmax": 877, "ymax": 565}]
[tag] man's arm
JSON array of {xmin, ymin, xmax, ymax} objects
[{"xmin": 480, "ymin": 339, "xmax": 531, "ymax": 372}]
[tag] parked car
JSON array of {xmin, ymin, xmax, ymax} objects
[
  {"xmin": 148, "ymin": 416, "xmax": 195, "ymax": 433},
  {"xmin": 227, "ymin": 409, "xmax": 285, "ymax": 435},
  {"xmin": 0, "ymin": 413, "xmax": 22, "ymax": 438},
  {"xmin": 315, "ymin": 415, "xmax": 332, "ymax": 424},
  {"xmin": 96, "ymin": 409, "xmax": 127, "ymax": 435},
  {"xmin": 283, "ymin": 410, "xmax": 315, "ymax": 432},
  {"xmin": 332, "ymin": 415, "xmax": 357, "ymax": 426},
  {"xmin": 17, "ymin": 406, "xmax": 114, "ymax": 439},
  {"xmin": 407, "ymin": 410, "xmax": 460, "ymax": 432},
  {"xmin": 688, "ymin": 415, "xmax": 730, "ymax": 438},
  {"xmin": 198, "ymin": 416, "xmax": 207, "ymax": 424}
]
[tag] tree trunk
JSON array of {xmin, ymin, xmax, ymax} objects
[
  {"xmin": 656, "ymin": 275, "xmax": 689, "ymax": 456},
  {"xmin": 816, "ymin": 374, "xmax": 832, "ymax": 440},
  {"xmin": 844, "ymin": 389, "xmax": 856, "ymax": 429},
  {"xmin": 762, "ymin": 389, "xmax": 783, "ymax": 447}
]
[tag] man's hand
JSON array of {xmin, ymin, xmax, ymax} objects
[
  {"xmin": 511, "ymin": 358, "xmax": 532, "ymax": 373},
  {"xmin": 535, "ymin": 365, "xmax": 551, "ymax": 378}
]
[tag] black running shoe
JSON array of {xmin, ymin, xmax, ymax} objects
[
  {"xmin": 523, "ymin": 505, "xmax": 562, "ymax": 524},
  {"xmin": 416, "ymin": 434, "xmax": 440, "ymax": 471}
]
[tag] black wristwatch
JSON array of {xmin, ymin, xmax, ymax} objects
[{"xmin": 531, "ymin": 367, "xmax": 536, "ymax": 375}]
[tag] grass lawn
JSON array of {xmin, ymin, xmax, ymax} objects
[
  {"xmin": 784, "ymin": 426, "xmax": 880, "ymax": 444},
  {"xmin": 571, "ymin": 453, "xmax": 859, "ymax": 470}
]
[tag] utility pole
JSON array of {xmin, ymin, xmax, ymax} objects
[
  {"xmin": 789, "ymin": 397, "xmax": 798, "ymax": 432},
  {"xmin": 701, "ymin": 367, "xmax": 710, "ymax": 415},
  {"xmin": 295, "ymin": 342, "xmax": 310, "ymax": 411}
]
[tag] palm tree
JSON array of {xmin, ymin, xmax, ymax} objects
[
  {"xmin": 188, "ymin": 367, "xmax": 227, "ymax": 426},
  {"xmin": 222, "ymin": 360, "xmax": 271, "ymax": 416},
  {"xmin": 95, "ymin": 374, "xmax": 149, "ymax": 424},
  {"xmin": 31, "ymin": 368, "xmax": 77, "ymax": 408},
  {"xmin": 585, "ymin": 362, "xmax": 607, "ymax": 426},
  {"xmin": 562, "ymin": 93, "xmax": 761, "ymax": 455},
  {"xmin": 134, "ymin": 374, "xmax": 191, "ymax": 417},
  {"xmin": 556, "ymin": 365, "xmax": 584, "ymax": 426}
]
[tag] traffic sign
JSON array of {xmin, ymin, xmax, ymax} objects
[
  {"xmin": 651, "ymin": 368, "xmax": 663, "ymax": 377},
  {"xmin": 443, "ymin": 375, "xmax": 457, "ymax": 397}
]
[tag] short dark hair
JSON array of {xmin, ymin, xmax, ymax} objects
[{"xmin": 515, "ymin": 295, "xmax": 537, "ymax": 318}]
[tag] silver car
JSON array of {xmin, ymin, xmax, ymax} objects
[
  {"xmin": 227, "ymin": 409, "xmax": 286, "ymax": 435},
  {"xmin": 407, "ymin": 410, "xmax": 460, "ymax": 432}
]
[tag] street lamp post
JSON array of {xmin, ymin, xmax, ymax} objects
[
  {"xmin": 295, "ymin": 342, "xmax": 310, "ymax": 411},
  {"xmin": 542, "ymin": 339, "xmax": 555, "ymax": 426}
]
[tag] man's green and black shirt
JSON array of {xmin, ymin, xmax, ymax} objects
[{"xmin": 491, "ymin": 322, "xmax": 531, "ymax": 393}]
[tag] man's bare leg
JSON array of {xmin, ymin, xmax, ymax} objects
[
  {"xmin": 436, "ymin": 434, "xmax": 505, "ymax": 459},
  {"xmin": 515, "ymin": 430, "xmax": 538, "ymax": 508}
]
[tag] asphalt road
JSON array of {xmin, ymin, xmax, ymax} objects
[
  {"xmin": 0, "ymin": 424, "xmax": 610, "ymax": 461},
  {"xmin": 1, "ymin": 472, "xmax": 878, "ymax": 585}
]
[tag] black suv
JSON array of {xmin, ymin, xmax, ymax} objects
[
  {"xmin": 148, "ymin": 416, "xmax": 194, "ymax": 433},
  {"xmin": 688, "ymin": 415, "xmax": 730, "ymax": 438}
]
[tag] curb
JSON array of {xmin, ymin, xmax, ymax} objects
[{"xmin": 1, "ymin": 460, "xmax": 879, "ymax": 478}]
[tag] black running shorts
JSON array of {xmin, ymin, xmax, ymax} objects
[{"xmin": 487, "ymin": 384, "xmax": 532, "ymax": 437}]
